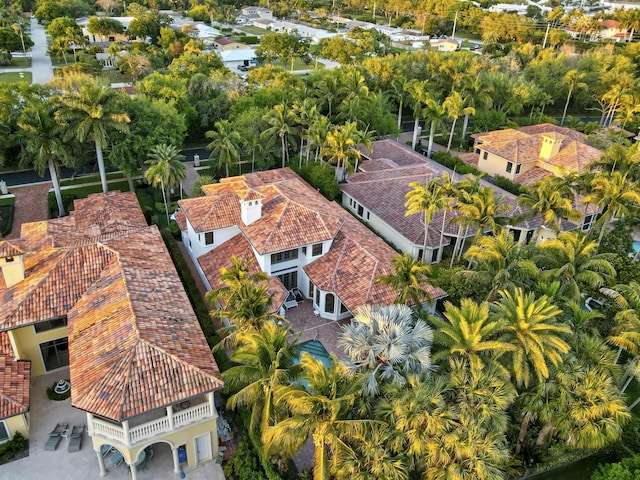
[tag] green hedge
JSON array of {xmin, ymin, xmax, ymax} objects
[
  {"xmin": 0, "ymin": 432, "xmax": 28, "ymax": 465},
  {"xmin": 160, "ymin": 230, "xmax": 232, "ymax": 371}
]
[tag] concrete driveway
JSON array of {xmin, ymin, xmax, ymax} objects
[{"xmin": 0, "ymin": 370, "xmax": 225, "ymax": 480}]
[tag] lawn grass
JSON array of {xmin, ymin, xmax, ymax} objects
[
  {"xmin": 60, "ymin": 171, "xmax": 131, "ymax": 187},
  {"xmin": 0, "ymin": 72, "xmax": 31, "ymax": 83},
  {"xmin": 100, "ymin": 69, "xmax": 132, "ymax": 84},
  {"xmin": 237, "ymin": 26, "xmax": 266, "ymax": 35}
]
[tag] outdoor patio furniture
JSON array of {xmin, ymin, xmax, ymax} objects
[
  {"xmin": 137, "ymin": 447, "xmax": 153, "ymax": 471},
  {"xmin": 107, "ymin": 448, "xmax": 124, "ymax": 467},
  {"xmin": 291, "ymin": 288, "xmax": 304, "ymax": 303},
  {"xmin": 44, "ymin": 423, "xmax": 68, "ymax": 451},
  {"xmin": 68, "ymin": 424, "xmax": 85, "ymax": 452},
  {"xmin": 284, "ymin": 291, "xmax": 299, "ymax": 309}
]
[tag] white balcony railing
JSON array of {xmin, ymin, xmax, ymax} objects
[{"xmin": 90, "ymin": 402, "xmax": 216, "ymax": 447}]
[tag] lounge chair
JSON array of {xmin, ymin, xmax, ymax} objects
[
  {"xmin": 44, "ymin": 423, "xmax": 68, "ymax": 451},
  {"xmin": 68, "ymin": 425, "xmax": 85, "ymax": 452}
]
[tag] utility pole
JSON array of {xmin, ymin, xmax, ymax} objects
[
  {"xmin": 542, "ymin": 22, "xmax": 551, "ymax": 49},
  {"xmin": 451, "ymin": 12, "xmax": 458, "ymax": 39}
]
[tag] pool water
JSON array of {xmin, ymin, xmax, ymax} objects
[
  {"xmin": 633, "ymin": 240, "xmax": 640, "ymax": 253},
  {"xmin": 295, "ymin": 340, "xmax": 331, "ymax": 368}
]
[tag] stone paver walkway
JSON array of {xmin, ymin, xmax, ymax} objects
[{"xmin": 5, "ymin": 183, "xmax": 51, "ymax": 239}]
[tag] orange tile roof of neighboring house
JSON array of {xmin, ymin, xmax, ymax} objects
[
  {"xmin": 0, "ymin": 355, "xmax": 30, "ymax": 420},
  {"xmin": 343, "ymin": 141, "xmax": 543, "ymax": 245},
  {"xmin": 0, "ymin": 192, "xmax": 223, "ymax": 422},
  {"xmin": 514, "ymin": 166, "xmax": 550, "ymax": 186},
  {"xmin": 198, "ymin": 234, "xmax": 288, "ymax": 312},
  {"xmin": 0, "ymin": 245, "xmax": 117, "ymax": 330},
  {"xmin": 180, "ymin": 170, "xmax": 345, "ymax": 254},
  {"xmin": 0, "ymin": 242, "xmax": 23, "ymax": 258},
  {"xmin": 517, "ymin": 124, "xmax": 587, "ymax": 142},
  {"xmin": 174, "ymin": 210, "xmax": 187, "ymax": 231},
  {"xmin": 69, "ymin": 227, "xmax": 223, "ymax": 421},
  {"xmin": 0, "ymin": 332, "xmax": 13, "ymax": 357},
  {"xmin": 359, "ymin": 139, "xmax": 427, "ymax": 167}
]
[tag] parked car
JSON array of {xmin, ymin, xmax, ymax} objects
[{"xmin": 238, "ymin": 65, "xmax": 249, "ymax": 71}]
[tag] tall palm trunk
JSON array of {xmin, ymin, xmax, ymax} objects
[
  {"xmin": 160, "ymin": 179, "xmax": 170, "ymax": 226},
  {"xmin": 280, "ymin": 135, "xmax": 286, "ymax": 168},
  {"xmin": 127, "ymin": 175, "xmax": 134, "ymax": 192},
  {"xmin": 397, "ymin": 100, "xmax": 403, "ymax": 138},
  {"xmin": 450, "ymin": 225, "xmax": 463, "ymax": 269},
  {"xmin": 412, "ymin": 117, "xmax": 420, "ymax": 150},
  {"xmin": 447, "ymin": 117, "xmax": 458, "ymax": 152},
  {"xmin": 49, "ymin": 159, "xmax": 65, "ymax": 217},
  {"xmin": 561, "ymin": 87, "xmax": 573, "ymax": 126},
  {"xmin": 461, "ymin": 113, "xmax": 470, "ymax": 141},
  {"xmin": 427, "ymin": 119, "xmax": 436, "ymax": 157},
  {"xmin": 422, "ymin": 213, "xmax": 430, "ymax": 262},
  {"xmin": 438, "ymin": 209, "xmax": 448, "ymax": 263},
  {"xmin": 95, "ymin": 139, "xmax": 108, "ymax": 193}
]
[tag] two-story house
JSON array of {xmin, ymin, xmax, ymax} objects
[
  {"xmin": 175, "ymin": 169, "xmax": 446, "ymax": 319},
  {"xmin": 0, "ymin": 192, "xmax": 224, "ymax": 479},
  {"xmin": 470, "ymin": 123, "xmax": 602, "ymax": 185}
]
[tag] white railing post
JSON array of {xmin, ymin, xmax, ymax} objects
[
  {"xmin": 87, "ymin": 412, "xmax": 94, "ymax": 436},
  {"xmin": 207, "ymin": 392, "xmax": 217, "ymax": 418}
]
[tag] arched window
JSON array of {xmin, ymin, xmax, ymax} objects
[{"xmin": 325, "ymin": 293, "xmax": 335, "ymax": 313}]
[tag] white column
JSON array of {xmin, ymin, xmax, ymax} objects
[
  {"xmin": 129, "ymin": 462, "xmax": 138, "ymax": 480},
  {"xmin": 207, "ymin": 392, "xmax": 217, "ymax": 418},
  {"xmin": 167, "ymin": 405, "xmax": 174, "ymax": 430},
  {"xmin": 96, "ymin": 448, "xmax": 107, "ymax": 477},
  {"xmin": 123, "ymin": 420, "xmax": 131, "ymax": 447},
  {"xmin": 86, "ymin": 412, "xmax": 94, "ymax": 436},
  {"xmin": 172, "ymin": 446, "xmax": 181, "ymax": 474}
]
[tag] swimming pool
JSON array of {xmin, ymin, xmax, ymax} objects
[
  {"xmin": 634, "ymin": 240, "xmax": 640, "ymax": 253},
  {"xmin": 295, "ymin": 340, "xmax": 331, "ymax": 368}
]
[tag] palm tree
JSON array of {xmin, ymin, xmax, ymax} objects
[
  {"xmin": 321, "ymin": 122, "xmax": 363, "ymax": 181},
  {"xmin": 600, "ymin": 281, "xmax": 640, "ymax": 365},
  {"xmin": 537, "ymin": 231, "xmax": 615, "ymax": 303},
  {"xmin": 584, "ymin": 171, "xmax": 640, "ymax": 243},
  {"xmin": 222, "ymin": 322, "xmax": 301, "ymax": 441},
  {"xmin": 291, "ymin": 98, "xmax": 320, "ymax": 167},
  {"xmin": 264, "ymin": 354, "xmax": 373, "ymax": 480},
  {"xmin": 55, "ymin": 83, "xmax": 130, "ymax": 193},
  {"xmin": 261, "ymin": 104, "xmax": 294, "ymax": 168},
  {"xmin": 308, "ymin": 115, "xmax": 331, "ymax": 162},
  {"xmin": 405, "ymin": 79, "xmax": 431, "ymax": 150},
  {"xmin": 458, "ymin": 185, "xmax": 511, "ymax": 248},
  {"xmin": 429, "ymin": 299, "xmax": 514, "ymax": 370},
  {"xmin": 462, "ymin": 231, "xmax": 539, "ymax": 301},
  {"xmin": 422, "ymin": 97, "xmax": 445, "ymax": 158},
  {"xmin": 560, "ymin": 69, "xmax": 587, "ymax": 126},
  {"xmin": 591, "ymin": 142, "xmax": 640, "ymax": 180},
  {"xmin": 517, "ymin": 176, "xmax": 582, "ymax": 233},
  {"xmin": 388, "ymin": 77, "xmax": 407, "ymax": 137},
  {"xmin": 338, "ymin": 304, "xmax": 433, "ymax": 397},
  {"xmin": 17, "ymin": 99, "xmax": 70, "ymax": 217},
  {"xmin": 144, "ymin": 144, "xmax": 186, "ymax": 225},
  {"xmin": 492, "ymin": 288, "xmax": 571, "ymax": 388},
  {"xmin": 376, "ymin": 253, "xmax": 434, "ymax": 310},
  {"xmin": 405, "ymin": 178, "xmax": 444, "ymax": 263},
  {"xmin": 442, "ymin": 90, "xmax": 475, "ymax": 152},
  {"xmin": 460, "ymin": 74, "xmax": 492, "ymax": 140},
  {"xmin": 206, "ymin": 119, "xmax": 242, "ymax": 178}
]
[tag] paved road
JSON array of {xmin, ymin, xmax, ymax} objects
[{"xmin": 0, "ymin": 16, "xmax": 54, "ymax": 84}]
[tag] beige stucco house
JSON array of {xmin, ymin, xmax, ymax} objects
[
  {"xmin": 469, "ymin": 123, "xmax": 603, "ymax": 185},
  {"xmin": 0, "ymin": 192, "xmax": 223, "ymax": 479}
]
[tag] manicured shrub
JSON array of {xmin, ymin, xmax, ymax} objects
[{"xmin": 0, "ymin": 432, "xmax": 28, "ymax": 465}]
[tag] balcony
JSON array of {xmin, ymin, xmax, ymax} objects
[{"xmin": 89, "ymin": 395, "xmax": 217, "ymax": 447}]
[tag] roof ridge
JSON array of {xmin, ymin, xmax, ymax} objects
[{"xmin": 138, "ymin": 338, "xmax": 221, "ymax": 381}]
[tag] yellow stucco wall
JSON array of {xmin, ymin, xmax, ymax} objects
[
  {"xmin": 3, "ymin": 413, "xmax": 29, "ymax": 440},
  {"xmin": 9, "ymin": 326, "xmax": 69, "ymax": 377},
  {"xmin": 91, "ymin": 417, "xmax": 219, "ymax": 469}
]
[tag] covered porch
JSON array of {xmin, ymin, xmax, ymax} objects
[{"xmin": 4, "ymin": 369, "xmax": 224, "ymax": 480}]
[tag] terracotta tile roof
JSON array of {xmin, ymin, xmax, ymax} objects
[
  {"xmin": 515, "ymin": 167, "xmax": 550, "ymax": 186},
  {"xmin": 0, "ymin": 332, "xmax": 13, "ymax": 357},
  {"xmin": 69, "ymin": 227, "xmax": 223, "ymax": 421},
  {"xmin": 0, "ymin": 192, "xmax": 223, "ymax": 422},
  {"xmin": 304, "ymin": 219, "xmax": 447, "ymax": 312},
  {"xmin": 0, "ymin": 355, "xmax": 30, "ymax": 420},
  {"xmin": 516, "ymin": 124, "xmax": 587, "ymax": 142},
  {"xmin": 198, "ymin": 234, "xmax": 288, "ymax": 312},
  {"xmin": 359, "ymin": 139, "xmax": 428, "ymax": 167},
  {"xmin": 0, "ymin": 245, "xmax": 116, "ymax": 330},
  {"xmin": 343, "ymin": 141, "xmax": 539, "ymax": 245},
  {"xmin": 180, "ymin": 170, "xmax": 344, "ymax": 254},
  {"xmin": 0, "ymin": 242, "xmax": 23, "ymax": 258},
  {"xmin": 46, "ymin": 191, "xmax": 148, "ymax": 246},
  {"xmin": 174, "ymin": 210, "xmax": 187, "ymax": 231}
]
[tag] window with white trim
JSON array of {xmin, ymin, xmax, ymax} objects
[
  {"xmin": 204, "ymin": 231, "xmax": 214, "ymax": 245},
  {"xmin": 0, "ymin": 421, "xmax": 9, "ymax": 443},
  {"xmin": 506, "ymin": 162, "xmax": 513, "ymax": 173}
]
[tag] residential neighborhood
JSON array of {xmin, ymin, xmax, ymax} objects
[{"xmin": 1, "ymin": 0, "xmax": 640, "ymax": 479}]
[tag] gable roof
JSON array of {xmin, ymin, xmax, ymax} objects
[
  {"xmin": 0, "ymin": 192, "xmax": 223, "ymax": 422},
  {"xmin": 0, "ymin": 355, "xmax": 30, "ymax": 420}
]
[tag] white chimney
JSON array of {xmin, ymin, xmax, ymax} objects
[
  {"xmin": 0, "ymin": 243, "xmax": 25, "ymax": 288},
  {"xmin": 240, "ymin": 191, "xmax": 263, "ymax": 226}
]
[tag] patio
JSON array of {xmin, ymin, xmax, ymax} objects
[
  {"xmin": 281, "ymin": 300, "xmax": 351, "ymax": 358},
  {"xmin": 1, "ymin": 370, "xmax": 225, "ymax": 480}
]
